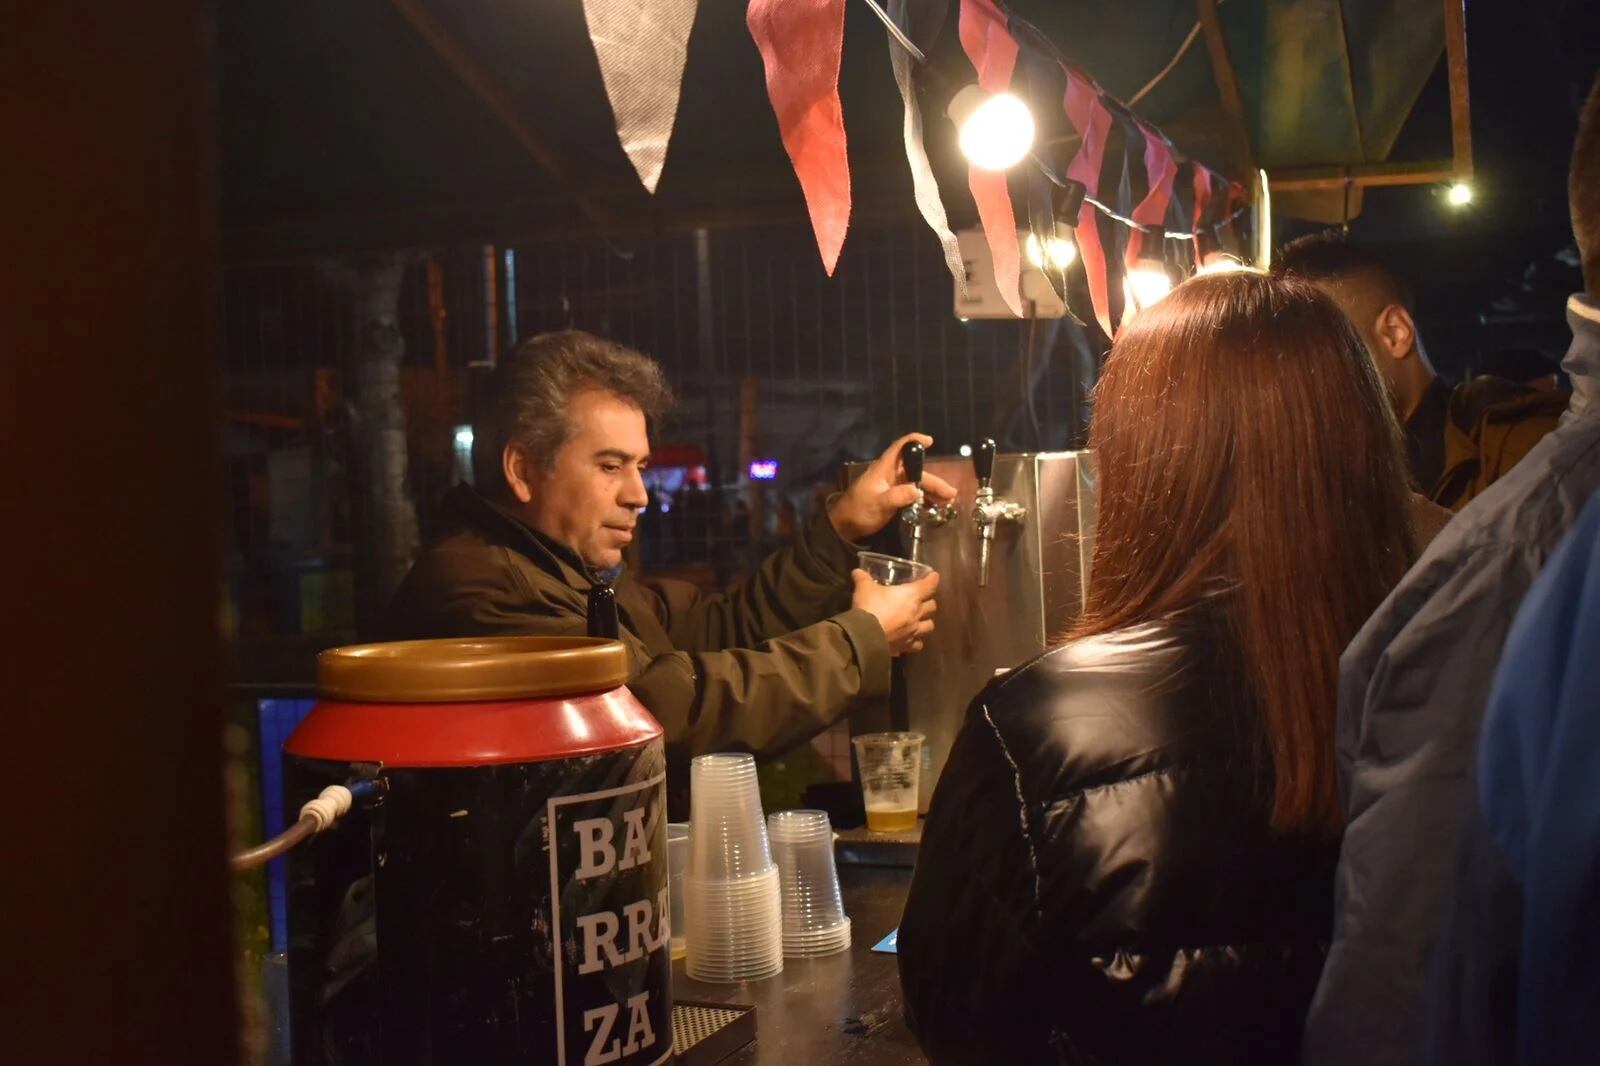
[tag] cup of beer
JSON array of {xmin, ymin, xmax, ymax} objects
[
  {"xmin": 857, "ymin": 550, "xmax": 933, "ymax": 586},
  {"xmin": 852, "ymin": 731, "xmax": 925, "ymax": 833}
]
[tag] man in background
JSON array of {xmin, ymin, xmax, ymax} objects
[
  {"xmin": 1303, "ymin": 74, "xmax": 1600, "ymax": 1066},
  {"xmin": 1277, "ymin": 233, "xmax": 1565, "ymax": 509}
]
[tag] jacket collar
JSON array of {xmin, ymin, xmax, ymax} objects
[
  {"xmin": 441, "ymin": 484, "xmax": 605, "ymax": 589},
  {"xmin": 1563, "ymin": 294, "xmax": 1600, "ymax": 421}
]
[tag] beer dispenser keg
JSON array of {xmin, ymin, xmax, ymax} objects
[{"xmin": 281, "ymin": 625, "xmax": 671, "ymax": 1065}]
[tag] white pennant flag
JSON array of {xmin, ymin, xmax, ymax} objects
[
  {"xmin": 582, "ymin": 0, "xmax": 700, "ymax": 194},
  {"xmin": 887, "ymin": 0, "xmax": 966, "ymax": 295}
]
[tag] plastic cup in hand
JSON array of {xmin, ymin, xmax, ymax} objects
[
  {"xmin": 857, "ymin": 550, "xmax": 933, "ymax": 586},
  {"xmin": 769, "ymin": 810, "xmax": 851, "ymax": 958},
  {"xmin": 668, "ymin": 823, "xmax": 689, "ymax": 961},
  {"xmin": 853, "ymin": 732, "xmax": 924, "ymax": 833}
]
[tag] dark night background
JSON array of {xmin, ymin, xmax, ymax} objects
[{"xmin": 210, "ymin": 0, "xmax": 1600, "ymax": 664}]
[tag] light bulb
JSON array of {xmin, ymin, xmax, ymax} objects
[
  {"xmin": 1125, "ymin": 265, "xmax": 1174, "ymax": 310},
  {"xmin": 1446, "ymin": 181, "xmax": 1473, "ymax": 207},
  {"xmin": 453, "ymin": 426, "xmax": 475, "ymax": 447},
  {"xmin": 959, "ymin": 444, "xmax": 973, "ymax": 458},
  {"xmin": 1024, "ymin": 231, "xmax": 1078, "ymax": 271},
  {"xmin": 949, "ymin": 86, "xmax": 1035, "ymax": 171},
  {"xmin": 1196, "ymin": 255, "xmax": 1250, "ymax": 276}
]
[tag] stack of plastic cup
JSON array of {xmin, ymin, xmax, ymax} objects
[
  {"xmin": 768, "ymin": 810, "xmax": 851, "ymax": 958},
  {"xmin": 667, "ymin": 823, "xmax": 690, "ymax": 961},
  {"xmin": 682, "ymin": 753, "xmax": 784, "ymax": 982}
]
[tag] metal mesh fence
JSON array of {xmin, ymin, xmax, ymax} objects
[{"xmin": 219, "ymin": 221, "xmax": 1098, "ymax": 676}]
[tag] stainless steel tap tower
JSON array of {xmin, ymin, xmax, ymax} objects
[{"xmin": 847, "ymin": 444, "xmax": 1097, "ymax": 811}]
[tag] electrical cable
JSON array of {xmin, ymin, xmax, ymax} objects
[
  {"xmin": 229, "ymin": 780, "xmax": 381, "ymax": 873},
  {"xmin": 865, "ymin": 0, "xmax": 1247, "ymax": 242},
  {"xmin": 1127, "ymin": 0, "xmax": 1230, "ymax": 108},
  {"xmin": 231, "ymin": 814, "xmax": 318, "ymax": 873}
]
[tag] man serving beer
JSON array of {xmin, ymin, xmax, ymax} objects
[{"xmin": 387, "ymin": 329, "xmax": 949, "ymax": 771}]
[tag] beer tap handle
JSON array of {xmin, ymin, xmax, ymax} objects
[
  {"xmin": 587, "ymin": 582, "xmax": 619, "ymax": 640},
  {"xmin": 902, "ymin": 440, "xmax": 925, "ymax": 490},
  {"xmin": 973, "ymin": 438, "xmax": 996, "ymax": 491}
]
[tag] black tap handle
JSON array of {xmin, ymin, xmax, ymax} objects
[
  {"xmin": 587, "ymin": 582, "xmax": 619, "ymax": 640},
  {"xmin": 974, "ymin": 438, "xmax": 997, "ymax": 486},
  {"xmin": 901, "ymin": 440, "xmax": 925, "ymax": 487}
]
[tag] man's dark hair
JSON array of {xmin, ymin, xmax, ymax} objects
[
  {"xmin": 1274, "ymin": 230, "xmax": 1416, "ymax": 313},
  {"xmin": 1572, "ymin": 73, "xmax": 1600, "ymax": 299},
  {"xmin": 474, "ymin": 330, "xmax": 674, "ymax": 489}
]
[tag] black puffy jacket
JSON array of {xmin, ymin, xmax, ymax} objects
[{"xmin": 898, "ymin": 619, "xmax": 1339, "ymax": 1065}]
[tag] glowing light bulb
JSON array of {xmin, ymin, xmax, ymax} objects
[
  {"xmin": 453, "ymin": 426, "xmax": 475, "ymax": 447},
  {"xmin": 1124, "ymin": 265, "xmax": 1174, "ymax": 310},
  {"xmin": 1196, "ymin": 255, "xmax": 1251, "ymax": 276},
  {"xmin": 959, "ymin": 444, "xmax": 973, "ymax": 458},
  {"xmin": 1024, "ymin": 231, "xmax": 1078, "ymax": 271},
  {"xmin": 949, "ymin": 86, "xmax": 1035, "ymax": 171},
  {"xmin": 1446, "ymin": 181, "xmax": 1473, "ymax": 207}
]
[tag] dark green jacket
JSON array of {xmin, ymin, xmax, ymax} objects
[{"xmin": 385, "ymin": 486, "xmax": 890, "ymax": 764}]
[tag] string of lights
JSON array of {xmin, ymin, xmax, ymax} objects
[{"xmin": 856, "ymin": 0, "xmax": 1249, "ymax": 244}]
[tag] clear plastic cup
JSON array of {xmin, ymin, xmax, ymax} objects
[
  {"xmin": 857, "ymin": 550, "xmax": 934, "ymax": 586},
  {"xmin": 668, "ymin": 823, "xmax": 690, "ymax": 961},
  {"xmin": 688, "ymin": 753, "xmax": 775, "ymax": 881},
  {"xmin": 852, "ymin": 732, "xmax": 924, "ymax": 833},
  {"xmin": 769, "ymin": 810, "xmax": 851, "ymax": 958},
  {"xmin": 683, "ymin": 753, "xmax": 785, "ymax": 983},
  {"xmin": 683, "ymin": 866, "xmax": 784, "ymax": 982}
]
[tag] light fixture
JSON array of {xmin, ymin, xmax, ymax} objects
[
  {"xmin": 1446, "ymin": 181, "xmax": 1474, "ymax": 207},
  {"xmin": 1124, "ymin": 262, "xmax": 1174, "ymax": 311},
  {"xmin": 1024, "ymin": 228, "xmax": 1078, "ymax": 272},
  {"xmin": 1196, "ymin": 254, "xmax": 1251, "ymax": 276},
  {"xmin": 959, "ymin": 444, "xmax": 973, "ymax": 458},
  {"xmin": 948, "ymin": 85, "xmax": 1035, "ymax": 171},
  {"xmin": 453, "ymin": 426, "xmax": 475, "ymax": 448}
]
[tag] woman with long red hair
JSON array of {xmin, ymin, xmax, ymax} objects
[{"xmin": 899, "ymin": 271, "xmax": 1417, "ymax": 1064}]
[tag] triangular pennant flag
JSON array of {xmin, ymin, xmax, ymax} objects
[
  {"xmin": 1062, "ymin": 72, "xmax": 1116, "ymax": 337},
  {"xmin": 958, "ymin": 0, "xmax": 1022, "ymax": 317},
  {"xmin": 1124, "ymin": 123, "xmax": 1177, "ymax": 268},
  {"xmin": 887, "ymin": 0, "xmax": 965, "ymax": 295},
  {"xmin": 748, "ymin": 0, "xmax": 852, "ymax": 275},
  {"xmin": 1191, "ymin": 163, "xmax": 1217, "ymax": 267},
  {"xmin": 581, "ymin": 0, "xmax": 700, "ymax": 194}
]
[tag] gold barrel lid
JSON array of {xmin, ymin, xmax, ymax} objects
[{"xmin": 315, "ymin": 636, "xmax": 629, "ymax": 703}]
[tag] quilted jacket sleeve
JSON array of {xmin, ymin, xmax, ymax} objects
[{"xmin": 899, "ymin": 694, "xmax": 1054, "ymax": 1064}]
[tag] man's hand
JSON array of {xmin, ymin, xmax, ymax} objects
[
  {"xmin": 851, "ymin": 569, "xmax": 940, "ymax": 656},
  {"xmin": 828, "ymin": 432, "xmax": 959, "ymax": 543}
]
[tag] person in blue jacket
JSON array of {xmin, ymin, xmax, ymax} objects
[
  {"xmin": 1305, "ymin": 74, "xmax": 1600, "ymax": 1066},
  {"xmin": 1424, "ymin": 490, "xmax": 1600, "ymax": 1065}
]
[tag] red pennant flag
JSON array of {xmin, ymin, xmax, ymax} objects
[
  {"xmin": 747, "ymin": 0, "xmax": 851, "ymax": 275},
  {"xmin": 958, "ymin": 0, "xmax": 1023, "ymax": 317},
  {"xmin": 1191, "ymin": 163, "xmax": 1216, "ymax": 267},
  {"xmin": 1124, "ymin": 125, "xmax": 1176, "ymax": 268},
  {"xmin": 1063, "ymin": 72, "xmax": 1115, "ymax": 337}
]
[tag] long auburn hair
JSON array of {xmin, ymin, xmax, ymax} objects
[{"xmin": 1071, "ymin": 272, "xmax": 1416, "ymax": 836}]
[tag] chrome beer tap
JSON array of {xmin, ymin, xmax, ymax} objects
[
  {"xmin": 899, "ymin": 440, "xmax": 954, "ymax": 563},
  {"xmin": 972, "ymin": 439, "xmax": 1026, "ymax": 587}
]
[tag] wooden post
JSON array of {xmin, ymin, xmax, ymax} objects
[
  {"xmin": 2, "ymin": 3, "xmax": 238, "ymax": 1062},
  {"xmin": 1194, "ymin": 0, "xmax": 1257, "ymax": 176}
]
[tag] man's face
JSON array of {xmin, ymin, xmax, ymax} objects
[{"xmin": 516, "ymin": 389, "xmax": 651, "ymax": 570}]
